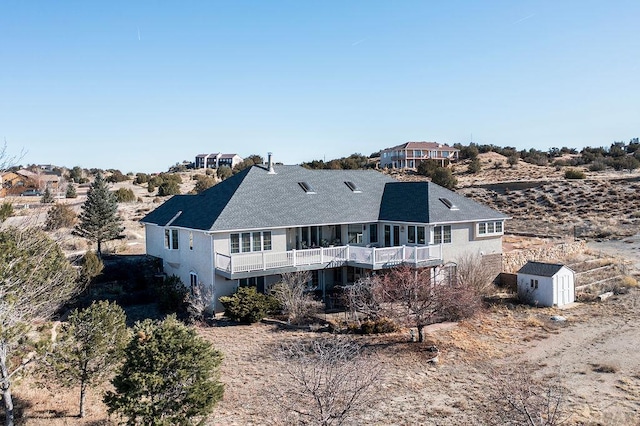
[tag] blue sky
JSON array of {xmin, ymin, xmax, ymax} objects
[{"xmin": 1, "ymin": 1, "xmax": 638, "ymax": 173}]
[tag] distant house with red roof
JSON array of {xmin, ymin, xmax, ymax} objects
[{"xmin": 379, "ymin": 142, "xmax": 459, "ymax": 169}]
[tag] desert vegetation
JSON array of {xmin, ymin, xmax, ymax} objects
[{"xmin": 1, "ymin": 140, "xmax": 639, "ymax": 424}]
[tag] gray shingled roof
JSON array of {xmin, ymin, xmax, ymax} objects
[
  {"xmin": 379, "ymin": 181, "xmax": 508, "ymax": 224},
  {"xmin": 141, "ymin": 165, "xmax": 508, "ymax": 231},
  {"xmin": 517, "ymin": 261, "xmax": 573, "ymax": 277}
]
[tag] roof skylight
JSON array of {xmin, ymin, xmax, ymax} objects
[
  {"xmin": 439, "ymin": 197, "xmax": 459, "ymax": 210},
  {"xmin": 298, "ymin": 182, "xmax": 316, "ymax": 194},
  {"xmin": 344, "ymin": 181, "xmax": 362, "ymax": 193}
]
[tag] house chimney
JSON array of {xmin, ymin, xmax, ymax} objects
[{"xmin": 267, "ymin": 152, "xmax": 276, "ymax": 174}]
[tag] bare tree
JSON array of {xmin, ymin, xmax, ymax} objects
[
  {"xmin": 271, "ymin": 271, "xmax": 322, "ymax": 324},
  {"xmin": 347, "ymin": 265, "xmax": 483, "ymax": 342},
  {"xmin": 0, "ymin": 140, "xmax": 24, "ymax": 172},
  {"xmin": 0, "ymin": 227, "xmax": 81, "ymax": 426},
  {"xmin": 484, "ymin": 365, "xmax": 567, "ymax": 426},
  {"xmin": 455, "ymin": 252, "xmax": 497, "ymax": 295},
  {"xmin": 185, "ymin": 281, "xmax": 215, "ymax": 324},
  {"xmin": 377, "ymin": 265, "xmax": 442, "ymax": 342},
  {"xmin": 345, "ymin": 276, "xmax": 384, "ymax": 324},
  {"xmin": 275, "ymin": 336, "xmax": 383, "ymax": 426}
]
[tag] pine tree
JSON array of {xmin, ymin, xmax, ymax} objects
[
  {"xmin": 104, "ymin": 315, "xmax": 224, "ymax": 425},
  {"xmin": 73, "ymin": 172, "xmax": 124, "ymax": 256},
  {"xmin": 65, "ymin": 183, "xmax": 77, "ymax": 198},
  {"xmin": 40, "ymin": 187, "xmax": 54, "ymax": 203},
  {"xmin": 44, "ymin": 203, "xmax": 77, "ymax": 230},
  {"xmin": 49, "ymin": 301, "xmax": 130, "ymax": 418},
  {"xmin": 0, "ymin": 227, "xmax": 81, "ymax": 426}
]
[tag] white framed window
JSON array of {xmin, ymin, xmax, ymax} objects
[
  {"xmin": 190, "ymin": 272, "xmax": 198, "ymax": 294},
  {"xmin": 164, "ymin": 229, "xmax": 179, "ymax": 250},
  {"xmin": 407, "ymin": 225, "xmax": 427, "ymax": 245},
  {"xmin": 231, "ymin": 234, "xmax": 240, "ymax": 254},
  {"xmin": 369, "ymin": 224, "xmax": 378, "ymax": 244},
  {"xmin": 433, "ymin": 225, "xmax": 452, "ymax": 244},
  {"xmin": 241, "ymin": 233, "xmax": 251, "ymax": 253},
  {"xmin": 477, "ymin": 221, "xmax": 504, "ymax": 237},
  {"xmin": 408, "ymin": 225, "xmax": 416, "ymax": 244},
  {"xmin": 252, "ymin": 232, "xmax": 262, "ymax": 252},
  {"xmin": 231, "ymin": 231, "xmax": 273, "ymax": 253},
  {"xmin": 263, "ymin": 231, "xmax": 272, "ymax": 250},
  {"xmin": 530, "ymin": 279, "xmax": 538, "ymax": 289}
]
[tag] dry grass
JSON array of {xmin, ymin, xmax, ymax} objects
[
  {"xmin": 6, "ymin": 289, "xmax": 640, "ymax": 425},
  {"xmin": 591, "ymin": 363, "xmax": 619, "ymax": 374}
]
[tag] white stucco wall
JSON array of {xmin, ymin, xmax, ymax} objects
[
  {"xmin": 145, "ymin": 224, "xmax": 214, "ymax": 305},
  {"xmin": 439, "ymin": 223, "xmax": 503, "ymax": 263}
]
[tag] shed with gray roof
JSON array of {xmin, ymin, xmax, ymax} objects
[{"xmin": 517, "ymin": 261, "xmax": 575, "ymax": 307}]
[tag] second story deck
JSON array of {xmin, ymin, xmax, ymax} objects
[{"xmin": 214, "ymin": 244, "xmax": 443, "ymax": 279}]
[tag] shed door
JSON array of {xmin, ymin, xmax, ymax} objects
[{"xmin": 559, "ymin": 275, "xmax": 568, "ymax": 306}]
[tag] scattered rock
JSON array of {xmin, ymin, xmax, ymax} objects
[
  {"xmin": 598, "ymin": 291, "xmax": 614, "ymax": 301},
  {"xmin": 550, "ymin": 315, "xmax": 567, "ymax": 322}
]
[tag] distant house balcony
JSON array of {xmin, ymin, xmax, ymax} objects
[{"xmin": 214, "ymin": 245, "xmax": 443, "ymax": 279}]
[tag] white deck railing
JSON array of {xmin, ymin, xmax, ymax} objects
[{"xmin": 215, "ymin": 244, "xmax": 441, "ymax": 275}]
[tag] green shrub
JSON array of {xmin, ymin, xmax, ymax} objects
[
  {"xmin": 44, "ymin": 203, "xmax": 77, "ymax": 230},
  {"xmin": 360, "ymin": 317, "xmax": 398, "ymax": 334},
  {"xmin": 80, "ymin": 250, "xmax": 104, "ymax": 284},
  {"xmin": 40, "ymin": 187, "xmax": 55, "ymax": 204},
  {"xmin": 158, "ymin": 181, "xmax": 181, "ymax": 196},
  {"xmin": 588, "ymin": 160, "xmax": 606, "ymax": 172},
  {"xmin": 217, "ymin": 166, "xmax": 233, "ymax": 181},
  {"xmin": 193, "ymin": 175, "xmax": 216, "ymax": 193},
  {"xmin": 564, "ymin": 168, "xmax": 586, "ymax": 179},
  {"xmin": 416, "ymin": 159, "xmax": 440, "ymax": 177},
  {"xmin": 104, "ymin": 315, "xmax": 224, "ymax": 424},
  {"xmin": 219, "ymin": 287, "xmax": 275, "ymax": 323},
  {"xmin": 113, "ymin": 188, "xmax": 136, "ymax": 203},
  {"xmin": 156, "ymin": 275, "xmax": 189, "ymax": 314},
  {"xmin": 468, "ymin": 158, "xmax": 481, "ymax": 174},
  {"xmin": 0, "ymin": 202, "xmax": 13, "ymax": 222},
  {"xmin": 431, "ymin": 167, "xmax": 457, "ymax": 189},
  {"xmin": 106, "ymin": 170, "xmax": 128, "ymax": 183},
  {"xmin": 65, "ymin": 184, "xmax": 77, "ymax": 198},
  {"xmin": 134, "ymin": 173, "xmax": 149, "ymax": 184}
]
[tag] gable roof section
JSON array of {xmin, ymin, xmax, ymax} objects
[
  {"xmin": 379, "ymin": 181, "xmax": 507, "ymax": 224},
  {"xmin": 141, "ymin": 167, "xmax": 250, "ymax": 229},
  {"xmin": 517, "ymin": 261, "xmax": 573, "ymax": 277}
]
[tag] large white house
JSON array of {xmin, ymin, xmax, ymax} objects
[
  {"xmin": 142, "ymin": 158, "xmax": 508, "ymax": 311},
  {"xmin": 379, "ymin": 141, "xmax": 459, "ymax": 169}
]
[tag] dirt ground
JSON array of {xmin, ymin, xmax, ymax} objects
[
  {"xmin": 15, "ymin": 287, "xmax": 640, "ymax": 425},
  {"xmin": 202, "ymin": 289, "xmax": 640, "ymax": 425}
]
